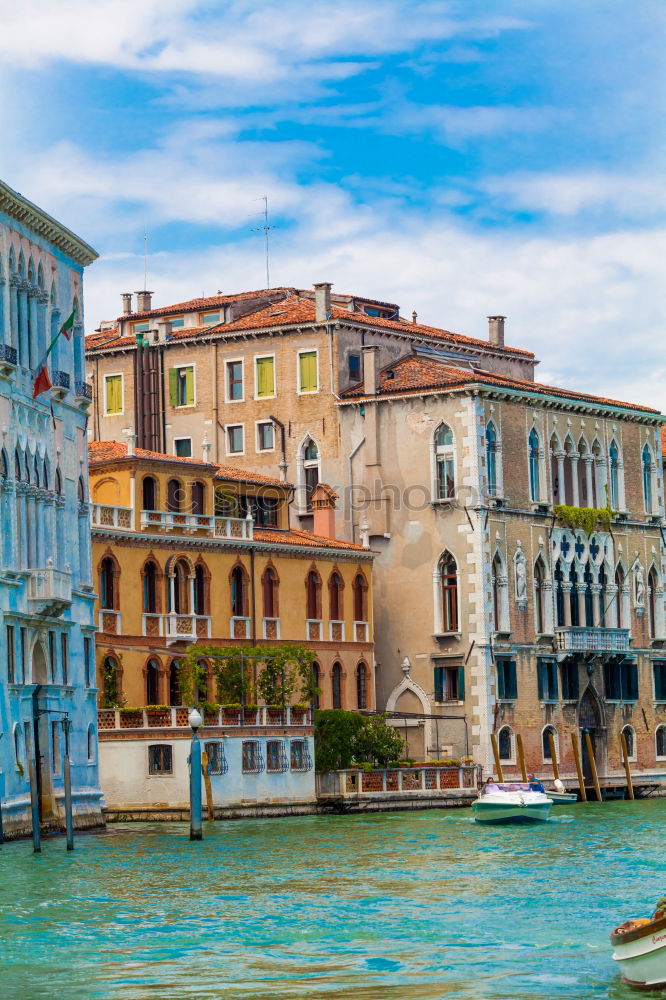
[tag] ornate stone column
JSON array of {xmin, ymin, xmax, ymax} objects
[
  {"xmin": 561, "ymin": 580, "xmax": 573, "ymax": 626},
  {"xmin": 556, "ymin": 450, "xmax": 566, "ymax": 504},
  {"xmin": 584, "ymin": 456, "xmax": 594, "ymax": 507},
  {"xmin": 9, "ymin": 274, "xmax": 20, "ymax": 351},
  {"xmin": 26, "ymin": 485, "xmax": 38, "ymax": 567},
  {"xmin": 28, "ymin": 287, "xmax": 39, "ymax": 370},
  {"xmin": 18, "ymin": 280, "xmax": 29, "ymax": 367},
  {"xmin": 606, "ymin": 583, "xmax": 619, "ymax": 627},
  {"xmin": 37, "ymin": 290, "xmax": 49, "ymax": 368},
  {"xmin": 590, "ymin": 583, "xmax": 602, "ymax": 627},
  {"xmin": 16, "ymin": 482, "xmax": 28, "ymax": 569},
  {"xmin": 571, "ymin": 452, "xmax": 580, "ymax": 507}
]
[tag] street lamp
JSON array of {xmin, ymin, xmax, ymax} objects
[
  {"xmin": 61, "ymin": 716, "xmax": 74, "ymax": 850},
  {"xmin": 188, "ymin": 708, "xmax": 203, "ymax": 841}
]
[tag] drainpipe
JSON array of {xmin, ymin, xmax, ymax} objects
[
  {"xmin": 250, "ymin": 547, "xmax": 257, "ymax": 646},
  {"xmin": 159, "ymin": 346, "xmax": 166, "ymax": 453},
  {"xmin": 269, "ymin": 414, "xmax": 288, "ymax": 481},
  {"xmin": 211, "ymin": 342, "xmax": 218, "ymax": 462},
  {"xmin": 347, "ymin": 436, "xmax": 365, "ymax": 543}
]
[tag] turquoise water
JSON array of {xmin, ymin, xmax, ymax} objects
[{"xmin": 1, "ymin": 801, "xmax": 665, "ymax": 999}]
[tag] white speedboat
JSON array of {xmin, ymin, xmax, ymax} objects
[
  {"xmin": 471, "ymin": 782, "xmax": 552, "ymax": 824},
  {"xmin": 611, "ymin": 913, "xmax": 666, "ymax": 989},
  {"xmin": 547, "ymin": 790, "xmax": 578, "ymax": 805}
]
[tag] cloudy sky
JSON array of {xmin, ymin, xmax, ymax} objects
[{"xmin": 1, "ymin": 0, "xmax": 664, "ymax": 406}]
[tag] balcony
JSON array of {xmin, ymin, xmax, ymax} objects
[
  {"xmin": 74, "ymin": 380, "xmax": 93, "ymax": 401},
  {"xmin": 0, "ymin": 343, "xmax": 17, "ymax": 374},
  {"xmin": 555, "ymin": 626, "xmax": 630, "ymax": 653},
  {"xmin": 140, "ymin": 510, "xmax": 253, "ymax": 539},
  {"xmin": 50, "ymin": 369, "xmax": 70, "ymax": 399},
  {"xmin": 27, "ymin": 567, "xmax": 72, "ymax": 616},
  {"xmin": 92, "ymin": 504, "xmax": 133, "ymax": 529},
  {"xmin": 165, "ymin": 613, "xmax": 211, "ymax": 644},
  {"xmin": 98, "ymin": 609, "xmax": 121, "ymax": 634},
  {"xmin": 354, "ymin": 620, "xmax": 370, "ymax": 642}
]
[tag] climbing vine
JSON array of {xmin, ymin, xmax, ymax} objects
[
  {"xmin": 181, "ymin": 642, "xmax": 319, "ymax": 708},
  {"xmin": 552, "ymin": 504, "xmax": 613, "ymax": 534}
]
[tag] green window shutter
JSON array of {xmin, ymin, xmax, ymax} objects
[
  {"xmin": 509, "ymin": 661, "xmax": 517, "ymax": 699},
  {"xmin": 185, "ymin": 367, "xmax": 194, "ymax": 405},
  {"xmin": 434, "ymin": 667, "xmax": 444, "ymax": 703},
  {"xmin": 300, "ymin": 351, "xmax": 317, "ymax": 392},
  {"xmin": 537, "ymin": 660, "xmax": 545, "ymax": 700},
  {"xmin": 497, "ymin": 661, "xmax": 505, "ymax": 700},
  {"xmin": 169, "ymin": 368, "xmax": 178, "ymax": 407},
  {"xmin": 257, "ymin": 357, "xmax": 274, "ymax": 397},
  {"xmin": 457, "ymin": 665, "xmax": 465, "ymax": 702}
]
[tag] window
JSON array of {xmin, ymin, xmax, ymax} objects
[
  {"xmin": 348, "ymin": 354, "xmax": 361, "ymax": 381},
  {"xmin": 439, "ymin": 554, "xmax": 458, "ymax": 632},
  {"xmin": 144, "ymin": 658, "xmax": 159, "ymax": 704},
  {"xmin": 498, "ymin": 726, "xmax": 513, "ymax": 761},
  {"xmin": 252, "ymin": 496, "xmax": 279, "ymax": 527},
  {"xmin": 87, "ymin": 724, "xmax": 96, "ymax": 762},
  {"xmin": 298, "ymin": 350, "xmax": 318, "ymax": 393},
  {"xmin": 434, "ymin": 664, "xmax": 465, "ymax": 703},
  {"xmin": 306, "ymin": 570, "xmax": 320, "ymax": 621},
  {"xmin": 656, "ymin": 726, "xmax": 666, "ymax": 760},
  {"xmin": 242, "ymin": 740, "xmax": 263, "ymax": 773},
  {"xmin": 266, "ymin": 740, "xmax": 288, "ymax": 772},
  {"xmin": 648, "ymin": 568, "xmax": 658, "ymax": 639},
  {"xmin": 6, "ymin": 625, "xmax": 15, "ymax": 683},
  {"xmin": 104, "ymin": 374, "xmax": 123, "ymax": 415},
  {"xmin": 263, "ymin": 567, "xmax": 278, "ymax": 619},
  {"xmin": 84, "ymin": 636, "xmax": 93, "ymax": 688},
  {"xmin": 329, "ymin": 572, "xmax": 343, "ymax": 621},
  {"xmin": 356, "ymin": 662, "xmax": 368, "ymax": 709},
  {"xmin": 434, "ymin": 423, "xmax": 455, "ymax": 500},
  {"xmin": 132, "ymin": 321, "xmax": 149, "ymax": 334},
  {"xmin": 51, "ymin": 721, "xmax": 61, "ymax": 774},
  {"xmin": 604, "ymin": 659, "xmax": 638, "ymax": 701},
  {"xmin": 20, "ymin": 627, "xmax": 26, "ymax": 683},
  {"xmin": 191, "ymin": 482, "xmax": 205, "ymax": 515},
  {"xmin": 332, "ymin": 662, "xmax": 342, "ymax": 709},
  {"xmin": 615, "ymin": 565, "xmax": 626, "ymax": 628},
  {"xmin": 203, "ymin": 311, "xmax": 221, "ymax": 324},
  {"xmin": 353, "ymin": 574, "xmax": 367, "ymax": 622},
  {"xmin": 169, "ymin": 365, "xmax": 194, "ymax": 407},
  {"xmin": 537, "ymin": 658, "xmax": 558, "ymax": 702},
  {"xmin": 534, "ymin": 559, "xmax": 548, "ymax": 634},
  {"xmin": 48, "ymin": 631, "xmax": 56, "ymax": 681},
  {"xmin": 205, "ymin": 742, "xmax": 228, "ymax": 774},
  {"xmin": 491, "ymin": 553, "xmax": 507, "ymax": 632},
  {"xmin": 61, "ymin": 633, "xmax": 69, "ymax": 685},
  {"xmin": 255, "ymin": 356, "xmax": 275, "ymax": 398},
  {"xmin": 560, "ymin": 660, "xmax": 579, "ymax": 701},
  {"xmin": 497, "ymin": 658, "xmax": 517, "ymax": 700},
  {"xmin": 312, "ymin": 662, "xmax": 321, "ymax": 710},
  {"xmin": 174, "ymin": 438, "xmax": 192, "ymax": 458},
  {"xmin": 148, "ymin": 744, "xmax": 173, "ymax": 775},
  {"xmin": 167, "ymin": 478, "xmax": 181, "ymax": 512},
  {"xmin": 642, "ymin": 444, "xmax": 653, "ymax": 512},
  {"xmin": 257, "ymin": 421, "xmax": 275, "ymax": 451},
  {"xmin": 290, "ymin": 740, "xmax": 311, "ymax": 771},
  {"xmin": 621, "ymin": 725, "xmax": 636, "ymax": 761},
  {"xmin": 169, "ymin": 316, "xmax": 184, "ymax": 328},
  {"xmin": 99, "ymin": 557, "xmax": 116, "ymax": 610},
  {"xmin": 542, "ymin": 726, "xmax": 557, "ymax": 762},
  {"xmin": 169, "ymin": 660, "xmax": 181, "ymax": 706},
  {"xmin": 609, "ymin": 441, "xmax": 620, "ymax": 509},
  {"xmin": 226, "ymin": 425, "xmax": 244, "ymax": 455},
  {"xmin": 302, "ymin": 439, "xmax": 319, "ymax": 510},
  {"xmin": 194, "ymin": 565, "xmax": 206, "ymax": 616},
  {"xmin": 653, "ymin": 661, "xmax": 666, "ymax": 701},
  {"xmin": 226, "ymin": 360, "xmax": 243, "ymax": 401},
  {"xmin": 231, "ymin": 565, "xmax": 247, "ymax": 617},
  {"xmin": 142, "ymin": 476, "xmax": 157, "ymax": 511},
  {"xmin": 486, "ymin": 422, "xmax": 498, "ymax": 497},
  {"xmin": 529, "ymin": 428, "xmax": 540, "ymax": 501}
]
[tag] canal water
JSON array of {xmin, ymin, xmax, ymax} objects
[{"xmin": 1, "ymin": 800, "xmax": 665, "ymax": 999}]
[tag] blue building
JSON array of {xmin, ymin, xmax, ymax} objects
[{"xmin": 0, "ymin": 180, "xmax": 103, "ymax": 837}]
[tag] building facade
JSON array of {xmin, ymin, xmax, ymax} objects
[{"xmin": 0, "ymin": 180, "xmax": 102, "ymax": 836}]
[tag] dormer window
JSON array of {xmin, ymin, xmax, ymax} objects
[{"xmin": 202, "ymin": 311, "xmax": 221, "ymax": 325}]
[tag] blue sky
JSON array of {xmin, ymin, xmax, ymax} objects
[{"xmin": 1, "ymin": 0, "xmax": 664, "ymax": 405}]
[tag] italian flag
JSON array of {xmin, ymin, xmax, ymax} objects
[
  {"xmin": 32, "ymin": 365, "xmax": 52, "ymax": 399},
  {"xmin": 59, "ymin": 309, "xmax": 75, "ymax": 340}
]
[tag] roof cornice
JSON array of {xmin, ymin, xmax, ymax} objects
[{"xmin": 0, "ymin": 180, "xmax": 98, "ymax": 267}]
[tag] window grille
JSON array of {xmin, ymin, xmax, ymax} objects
[
  {"xmin": 148, "ymin": 744, "xmax": 173, "ymax": 775},
  {"xmin": 290, "ymin": 740, "xmax": 312, "ymax": 771},
  {"xmin": 241, "ymin": 740, "xmax": 264, "ymax": 773},
  {"xmin": 266, "ymin": 740, "xmax": 289, "ymax": 773},
  {"xmin": 205, "ymin": 741, "xmax": 228, "ymax": 775}
]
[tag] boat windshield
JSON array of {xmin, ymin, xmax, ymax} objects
[{"xmin": 482, "ymin": 782, "xmax": 532, "ymax": 795}]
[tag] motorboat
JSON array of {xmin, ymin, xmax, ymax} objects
[
  {"xmin": 471, "ymin": 782, "xmax": 552, "ymax": 824},
  {"xmin": 546, "ymin": 789, "xmax": 578, "ymax": 805},
  {"xmin": 611, "ymin": 909, "xmax": 666, "ymax": 989}
]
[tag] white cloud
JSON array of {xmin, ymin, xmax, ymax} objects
[{"xmin": 484, "ymin": 170, "xmax": 666, "ymax": 219}]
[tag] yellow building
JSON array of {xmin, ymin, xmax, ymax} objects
[{"xmin": 89, "ymin": 440, "xmax": 374, "ymax": 711}]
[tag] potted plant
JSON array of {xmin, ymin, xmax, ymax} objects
[
  {"xmin": 146, "ymin": 704, "xmax": 171, "ymax": 727},
  {"xmin": 290, "ymin": 703, "xmax": 308, "ymax": 725},
  {"xmin": 222, "ymin": 703, "xmax": 242, "ymax": 725},
  {"xmin": 266, "ymin": 704, "xmax": 284, "ymax": 725},
  {"xmin": 118, "ymin": 706, "xmax": 143, "ymax": 728},
  {"xmin": 243, "ymin": 703, "xmax": 259, "ymax": 724},
  {"xmin": 201, "ymin": 702, "xmax": 221, "ymax": 726}
]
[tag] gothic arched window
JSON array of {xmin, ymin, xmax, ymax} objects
[
  {"xmin": 643, "ymin": 444, "xmax": 653, "ymax": 513},
  {"xmin": 498, "ymin": 726, "xmax": 513, "ymax": 761},
  {"xmin": 529, "ymin": 429, "xmax": 540, "ymax": 501},
  {"xmin": 332, "ymin": 662, "xmax": 342, "ymax": 709},
  {"xmin": 146, "ymin": 658, "xmax": 160, "ymax": 705},
  {"xmin": 329, "ymin": 572, "xmax": 344, "ymax": 621},
  {"xmin": 306, "ymin": 570, "xmax": 320, "ymax": 621},
  {"xmin": 356, "ymin": 662, "xmax": 368, "ymax": 710},
  {"xmin": 609, "ymin": 441, "xmax": 620, "ymax": 509},
  {"xmin": 486, "ymin": 421, "xmax": 498, "ymax": 497},
  {"xmin": 439, "ymin": 553, "xmax": 458, "ymax": 633},
  {"xmin": 434, "ymin": 423, "xmax": 455, "ymax": 500}
]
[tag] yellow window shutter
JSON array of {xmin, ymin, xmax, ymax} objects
[
  {"xmin": 106, "ymin": 376, "xmax": 121, "ymax": 414},
  {"xmin": 169, "ymin": 368, "xmax": 178, "ymax": 407},
  {"xmin": 300, "ymin": 352, "xmax": 317, "ymax": 392},
  {"xmin": 185, "ymin": 367, "xmax": 194, "ymax": 405},
  {"xmin": 257, "ymin": 357, "xmax": 274, "ymax": 397}
]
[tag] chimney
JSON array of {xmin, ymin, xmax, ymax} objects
[
  {"xmin": 127, "ymin": 430, "xmax": 136, "ymax": 457},
  {"xmin": 121, "ymin": 292, "xmax": 133, "ymax": 314},
  {"xmin": 362, "ymin": 345, "xmax": 379, "ymax": 395},
  {"xmin": 487, "ymin": 315, "xmax": 506, "ymax": 348},
  {"xmin": 155, "ymin": 318, "xmax": 172, "ymax": 343},
  {"xmin": 314, "ymin": 282, "xmax": 332, "ymax": 322},
  {"xmin": 311, "ymin": 483, "xmax": 338, "ymax": 539},
  {"xmin": 135, "ymin": 290, "xmax": 153, "ymax": 313}
]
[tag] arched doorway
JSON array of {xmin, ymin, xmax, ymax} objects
[{"xmin": 579, "ymin": 685, "xmax": 605, "ymax": 784}]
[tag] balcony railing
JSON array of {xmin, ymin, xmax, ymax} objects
[
  {"xmin": 51, "ymin": 370, "xmax": 70, "ymax": 397},
  {"xmin": 99, "ymin": 609, "xmax": 121, "ymax": 634},
  {"xmin": 74, "ymin": 380, "xmax": 93, "ymax": 401},
  {"xmin": 140, "ymin": 510, "xmax": 253, "ymax": 539},
  {"xmin": 230, "ymin": 616, "xmax": 250, "ymax": 639},
  {"xmin": 329, "ymin": 620, "xmax": 345, "ymax": 641},
  {"xmin": 142, "ymin": 613, "xmax": 164, "ymax": 637},
  {"xmin": 306, "ymin": 619, "xmax": 322, "ymax": 641},
  {"xmin": 92, "ymin": 504, "xmax": 133, "ymax": 529},
  {"xmin": 27, "ymin": 567, "xmax": 72, "ymax": 616},
  {"xmin": 165, "ymin": 613, "xmax": 211, "ymax": 643},
  {"xmin": 354, "ymin": 620, "xmax": 370, "ymax": 642},
  {"xmin": 555, "ymin": 626, "xmax": 630, "ymax": 652},
  {"xmin": 98, "ymin": 705, "xmax": 313, "ymax": 731},
  {"xmin": 263, "ymin": 617, "xmax": 281, "ymax": 639},
  {"xmin": 0, "ymin": 344, "xmax": 17, "ymax": 368}
]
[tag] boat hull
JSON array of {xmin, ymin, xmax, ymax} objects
[
  {"xmin": 471, "ymin": 800, "xmax": 552, "ymax": 824},
  {"xmin": 611, "ymin": 917, "xmax": 666, "ymax": 989},
  {"xmin": 547, "ymin": 791, "xmax": 578, "ymax": 805}
]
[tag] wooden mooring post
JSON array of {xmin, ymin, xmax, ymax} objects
[
  {"xmin": 548, "ymin": 732, "xmax": 560, "ymax": 782},
  {"xmin": 584, "ymin": 731, "xmax": 602, "ymax": 802},
  {"xmin": 620, "ymin": 731, "xmax": 635, "ymax": 800},
  {"xmin": 571, "ymin": 732, "xmax": 587, "ymax": 802},
  {"xmin": 516, "ymin": 734, "xmax": 528, "ymax": 782},
  {"xmin": 28, "ymin": 759, "xmax": 41, "ymax": 853},
  {"xmin": 63, "ymin": 757, "xmax": 74, "ymax": 851},
  {"xmin": 201, "ymin": 751, "xmax": 215, "ymax": 821},
  {"xmin": 490, "ymin": 732, "xmax": 504, "ymax": 782}
]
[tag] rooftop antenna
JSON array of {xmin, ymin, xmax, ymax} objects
[
  {"xmin": 251, "ymin": 196, "xmax": 277, "ymax": 289},
  {"xmin": 143, "ymin": 229, "xmax": 149, "ymax": 290}
]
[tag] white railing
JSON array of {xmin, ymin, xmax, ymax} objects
[
  {"xmin": 165, "ymin": 613, "xmax": 211, "ymax": 642},
  {"xmin": 263, "ymin": 617, "xmax": 281, "ymax": 639},
  {"xmin": 555, "ymin": 626, "xmax": 630, "ymax": 652},
  {"xmin": 329, "ymin": 620, "xmax": 345, "ymax": 641},
  {"xmin": 142, "ymin": 613, "xmax": 164, "ymax": 637},
  {"xmin": 306, "ymin": 619, "xmax": 322, "ymax": 641},
  {"xmin": 92, "ymin": 504, "xmax": 133, "ymax": 529},
  {"xmin": 354, "ymin": 620, "xmax": 369, "ymax": 642},
  {"xmin": 98, "ymin": 609, "xmax": 121, "ymax": 634},
  {"xmin": 140, "ymin": 510, "xmax": 253, "ymax": 539},
  {"xmin": 214, "ymin": 516, "xmax": 253, "ymax": 540},
  {"xmin": 230, "ymin": 616, "xmax": 251, "ymax": 639},
  {"xmin": 28, "ymin": 567, "xmax": 72, "ymax": 603}
]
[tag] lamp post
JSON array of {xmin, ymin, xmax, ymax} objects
[
  {"xmin": 61, "ymin": 716, "xmax": 74, "ymax": 851},
  {"xmin": 188, "ymin": 708, "xmax": 203, "ymax": 841}
]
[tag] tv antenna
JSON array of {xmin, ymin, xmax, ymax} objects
[
  {"xmin": 251, "ymin": 196, "xmax": 277, "ymax": 288},
  {"xmin": 143, "ymin": 229, "xmax": 149, "ymax": 290}
]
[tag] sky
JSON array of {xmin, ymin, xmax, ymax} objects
[{"xmin": 0, "ymin": 0, "xmax": 664, "ymax": 406}]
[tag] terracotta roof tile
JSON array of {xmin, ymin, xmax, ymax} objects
[
  {"xmin": 123, "ymin": 287, "xmax": 295, "ymax": 321},
  {"xmin": 340, "ymin": 355, "xmax": 661, "ymax": 415},
  {"xmin": 253, "ymin": 527, "xmax": 369, "ymax": 552}
]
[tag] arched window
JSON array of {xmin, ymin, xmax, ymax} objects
[
  {"xmin": 312, "ymin": 661, "xmax": 321, "ymax": 710},
  {"xmin": 329, "ymin": 572, "xmax": 344, "ymax": 621},
  {"xmin": 554, "ymin": 560, "xmax": 565, "ymax": 627},
  {"xmin": 353, "ymin": 573, "xmax": 367, "ymax": 622},
  {"xmin": 491, "ymin": 552, "xmax": 507, "ymax": 632},
  {"xmin": 306, "ymin": 570, "xmax": 320, "ymax": 620},
  {"xmin": 14, "ymin": 449, "xmax": 22, "ymax": 481},
  {"xmin": 191, "ymin": 481, "xmax": 205, "ymax": 515},
  {"xmin": 550, "ymin": 434, "xmax": 561, "ymax": 503},
  {"xmin": 356, "ymin": 662, "xmax": 368, "ymax": 709},
  {"xmin": 102, "ymin": 656, "xmax": 120, "ymax": 707},
  {"xmin": 577, "ymin": 437, "xmax": 589, "ymax": 505},
  {"xmin": 615, "ymin": 565, "xmax": 625, "ymax": 628},
  {"xmin": 609, "ymin": 441, "xmax": 619, "ymax": 509},
  {"xmin": 440, "ymin": 554, "xmax": 458, "ymax": 632},
  {"xmin": 622, "ymin": 725, "xmax": 636, "ymax": 762},
  {"xmin": 542, "ymin": 725, "xmax": 557, "ymax": 761},
  {"xmin": 529, "ymin": 429, "xmax": 540, "ymax": 501},
  {"xmin": 583, "ymin": 562, "xmax": 594, "ymax": 627},
  {"xmin": 485, "ymin": 421, "xmax": 498, "ymax": 497},
  {"xmin": 302, "ymin": 439, "xmax": 319, "ymax": 510},
  {"xmin": 434, "ymin": 423, "xmax": 455, "ymax": 500},
  {"xmin": 169, "ymin": 660, "xmax": 181, "ymax": 706},
  {"xmin": 498, "ymin": 726, "xmax": 513, "ymax": 762},
  {"xmin": 656, "ymin": 725, "xmax": 666, "ymax": 760},
  {"xmin": 78, "ymin": 475, "xmax": 86, "ymax": 504},
  {"xmin": 100, "ymin": 557, "xmax": 117, "ymax": 610},
  {"xmin": 197, "ymin": 659, "xmax": 208, "ymax": 704},
  {"xmin": 534, "ymin": 559, "xmax": 547, "ymax": 634},
  {"xmin": 332, "ymin": 662, "xmax": 342, "ymax": 709},
  {"xmin": 42, "ymin": 459, "xmax": 49, "ymax": 490},
  {"xmin": 37, "ymin": 261, "xmax": 44, "ymax": 289},
  {"xmin": 231, "ymin": 565, "xmax": 247, "ymax": 617},
  {"xmin": 33, "ymin": 457, "xmax": 40, "ymax": 487},
  {"xmin": 55, "ymin": 468, "xmax": 62, "ymax": 494},
  {"xmin": 194, "ymin": 563, "xmax": 206, "ymax": 615},
  {"xmin": 167, "ymin": 478, "xmax": 181, "ymax": 512},
  {"xmin": 87, "ymin": 724, "xmax": 96, "ymax": 762},
  {"xmin": 262, "ymin": 566, "xmax": 278, "ymax": 618},
  {"xmin": 648, "ymin": 567, "xmax": 658, "ymax": 639},
  {"xmin": 142, "ymin": 476, "xmax": 157, "ymax": 511},
  {"xmin": 172, "ymin": 558, "xmax": 191, "ymax": 614},
  {"xmin": 1, "ymin": 450, "xmax": 7, "ymax": 479},
  {"xmin": 143, "ymin": 560, "xmax": 158, "ymax": 613},
  {"xmin": 598, "ymin": 564, "xmax": 607, "ymax": 627},
  {"xmin": 146, "ymin": 658, "xmax": 160, "ymax": 705},
  {"xmin": 643, "ymin": 444, "xmax": 653, "ymax": 513},
  {"xmin": 14, "ymin": 724, "xmax": 23, "ymax": 769}
]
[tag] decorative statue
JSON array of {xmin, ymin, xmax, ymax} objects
[
  {"xmin": 635, "ymin": 563, "xmax": 645, "ymax": 606},
  {"xmin": 515, "ymin": 550, "xmax": 527, "ymax": 601}
]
